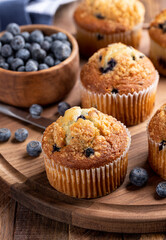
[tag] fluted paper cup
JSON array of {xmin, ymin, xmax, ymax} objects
[
  {"xmin": 81, "ymin": 70, "xmax": 159, "ymax": 126},
  {"xmin": 43, "ymin": 123, "xmax": 131, "ymax": 198},
  {"xmin": 75, "ymin": 23, "xmax": 143, "ymax": 57}
]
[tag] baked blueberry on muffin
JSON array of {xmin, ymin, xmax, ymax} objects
[
  {"xmin": 42, "ymin": 107, "xmax": 131, "ymax": 198},
  {"xmin": 149, "ymin": 10, "xmax": 166, "ymax": 76},
  {"xmin": 148, "ymin": 104, "xmax": 166, "ymax": 179},
  {"xmin": 74, "ymin": 0, "xmax": 145, "ymax": 57},
  {"xmin": 81, "ymin": 43, "xmax": 159, "ymax": 126}
]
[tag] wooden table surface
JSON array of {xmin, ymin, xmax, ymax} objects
[{"xmin": 1, "ymin": 1, "xmax": 166, "ymax": 239}]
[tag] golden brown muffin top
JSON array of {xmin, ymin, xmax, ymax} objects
[
  {"xmin": 148, "ymin": 104, "xmax": 166, "ymax": 147},
  {"xmin": 81, "ymin": 43, "xmax": 157, "ymax": 95},
  {"xmin": 74, "ymin": 0, "xmax": 145, "ymax": 33},
  {"xmin": 149, "ymin": 10, "xmax": 166, "ymax": 48},
  {"xmin": 42, "ymin": 107, "xmax": 130, "ymax": 169}
]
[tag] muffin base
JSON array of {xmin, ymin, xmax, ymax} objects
[
  {"xmin": 148, "ymin": 133, "xmax": 166, "ymax": 180},
  {"xmin": 81, "ymin": 71, "xmax": 159, "ymax": 126},
  {"xmin": 43, "ymin": 124, "xmax": 131, "ymax": 199},
  {"xmin": 150, "ymin": 39, "xmax": 166, "ymax": 76},
  {"xmin": 75, "ymin": 23, "xmax": 143, "ymax": 58}
]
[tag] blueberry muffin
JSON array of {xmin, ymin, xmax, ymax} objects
[
  {"xmin": 42, "ymin": 107, "xmax": 131, "ymax": 198},
  {"xmin": 148, "ymin": 104, "xmax": 166, "ymax": 179},
  {"xmin": 149, "ymin": 10, "xmax": 166, "ymax": 76},
  {"xmin": 80, "ymin": 43, "xmax": 159, "ymax": 126},
  {"xmin": 74, "ymin": 0, "xmax": 145, "ymax": 57}
]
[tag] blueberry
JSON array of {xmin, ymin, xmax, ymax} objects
[
  {"xmin": 44, "ymin": 56, "xmax": 54, "ymax": 67},
  {"xmin": 29, "ymin": 104, "xmax": 43, "ymax": 117},
  {"xmin": 1, "ymin": 44, "xmax": 13, "ymax": 57},
  {"xmin": 15, "ymin": 128, "xmax": 28, "ymax": 142},
  {"xmin": 62, "ymin": 40, "xmax": 71, "ymax": 48},
  {"xmin": 0, "ymin": 62, "xmax": 9, "ymax": 70},
  {"xmin": 0, "ymin": 56, "xmax": 5, "ymax": 63},
  {"xmin": 6, "ymin": 23, "xmax": 20, "ymax": 36},
  {"xmin": 51, "ymin": 32, "xmax": 68, "ymax": 41},
  {"xmin": 159, "ymin": 140, "xmax": 166, "ymax": 151},
  {"xmin": 156, "ymin": 182, "xmax": 166, "ymax": 198},
  {"xmin": 54, "ymin": 59, "xmax": 61, "ymax": 65},
  {"xmin": 11, "ymin": 35, "xmax": 25, "ymax": 50},
  {"xmin": 39, "ymin": 63, "xmax": 49, "ymax": 70},
  {"xmin": 100, "ymin": 58, "xmax": 117, "ymax": 73},
  {"xmin": 25, "ymin": 60, "xmax": 38, "ymax": 72},
  {"xmin": 29, "ymin": 30, "xmax": 44, "ymax": 44},
  {"xmin": 7, "ymin": 56, "xmax": 14, "ymax": 65},
  {"xmin": 52, "ymin": 144, "xmax": 61, "ymax": 152},
  {"xmin": 24, "ymin": 42, "xmax": 31, "ymax": 51},
  {"xmin": 51, "ymin": 40, "xmax": 71, "ymax": 61},
  {"xmin": 95, "ymin": 13, "xmax": 105, "ymax": 19},
  {"xmin": 129, "ymin": 167, "xmax": 148, "ymax": 187},
  {"xmin": 58, "ymin": 102, "xmax": 71, "ymax": 116},
  {"xmin": 84, "ymin": 148, "xmax": 94, "ymax": 157},
  {"xmin": 77, "ymin": 115, "xmax": 86, "ymax": 120},
  {"xmin": 41, "ymin": 41, "xmax": 50, "ymax": 51},
  {"xmin": 17, "ymin": 66, "xmax": 25, "ymax": 72},
  {"xmin": 11, "ymin": 58, "xmax": 24, "ymax": 71},
  {"xmin": 32, "ymin": 48, "xmax": 46, "ymax": 62},
  {"xmin": 1, "ymin": 32, "xmax": 13, "ymax": 44},
  {"xmin": 21, "ymin": 31, "xmax": 30, "ymax": 42},
  {"xmin": 111, "ymin": 88, "xmax": 119, "ymax": 94},
  {"xmin": 44, "ymin": 36, "xmax": 52, "ymax": 43},
  {"xmin": 0, "ymin": 41, "xmax": 2, "ymax": 53},
  {"xmin": 0, "ymin": 128, "xmax": 11, "ymax": 142},
  {"xmin": 30, "ymin": 43, "xmax": 41, "ymax": 52},
  {"xmin": 96, "ymin": 34, "xmax": 104, "ymax": 40},
  {"xmin": 16, "ymin": 48, "xmax": 30, "ymax": 61},
  {"xmin": 26, "ymin": 141, "xmax": 42, "ymax": 157}
]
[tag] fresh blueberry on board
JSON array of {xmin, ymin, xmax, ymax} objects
[
  {"xmin": 11, "ymin": 58, "xmax": 24, "ymax": 71},
  {"xmin": 6, "ymin": 23, "xmax": 20, "ymax": 36},
  {"xmin": 156, "ymin": 182, "xmax": 166, "ymax": 198},
  {"xmin": 15, "ymin": 128, "xmax": 28, "ymax": 142},
  {"xmin": 0, "ymin": 128, "xmax": 11, "ymax": 142},
  {"xmin": 0, "ymin": 32, "xmax": 13, "ymax": 44},
  {"xmin": 29, "ymin": 30, "xmax": 44, "ymax": 44},
  {"xmin": 11, "ymin": 35, "xmax": 25, "ymax": 50},
  {"xmin": 39, "ymin": 63, "xmax": 49, "ymax": 70},
  {"xmin": 26, "ymin": 141, "xmax": 42, "ymax": 157},
  {"xmin": 16, "ymin": 48, "xmax": 30, "ymax": 61},
  {"xmin": 58, "ymin": 102, "xmax": 71, "ymax": 116},
  {"xmin": 25, "ymin": 60, "xmax": 38, "ymax": 72},
  {"xmin": 29, "ymin": 104, "xmax": 43, "ymax": 117},
  {"xmin": 129, "ymin": 167, "xmax": 148, "ymax": 187}
]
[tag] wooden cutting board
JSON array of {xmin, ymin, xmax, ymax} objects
[{"xmin": 1, "ymin": 18, "xmax": 166, "ymax": 234}]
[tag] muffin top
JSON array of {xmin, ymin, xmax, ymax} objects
[
  {"xmin": 74, "ymin": 0, "xmax": 145, "ymax": 33},
  {"xmin": 81, "ymin": 43, "xmax": 157, "ymax": 95},
  {"xmin": 149, "ymin": 10, "xmax": 166, "ymax": 48},
  {"xmin": 42, "ymin": 107, "xmax": 130, "ymax": 169},
  {"xmin": 148, "ymin": 104, "xmax": 166, "ymax": 146}
]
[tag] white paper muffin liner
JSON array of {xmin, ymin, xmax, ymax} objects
[
  {"xmin": 150, "ymin": 39, "xmax": 166, "ymax": 76},
  {"xmin": 147, "ymin": 126, "xmax": 166, "ymax": 180},
  {"xmin": 80, "ymin": 70, "xmax": 159, "ymax": 126},
  {"xmin": 43, "ymin": 123, "xmax": 131, "ymax": 198},
  {"xmin": 75, "ymin": 23, "xmax": 143, "ymax": 57}
]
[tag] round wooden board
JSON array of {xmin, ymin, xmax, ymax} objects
[{"xmin": 0, "ymin": 26, "xmax": 166, "ymax": 233}]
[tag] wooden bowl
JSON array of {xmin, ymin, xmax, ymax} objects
[{"xmin": 0, "ymin": 25, "xmax": 79, "ymax": 107}]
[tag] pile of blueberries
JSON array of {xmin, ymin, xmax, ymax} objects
[{"xmin": 0, "ymin": 23, "xmax": 72, "ymax": 72}]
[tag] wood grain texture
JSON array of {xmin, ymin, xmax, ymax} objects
[
  {"xmin": 0, "ymin": 25, "xmax": 79, "ymax": 107},
  {"xmin": 1, "ymin": 0, "xmax": 166, "ymax": 239}
]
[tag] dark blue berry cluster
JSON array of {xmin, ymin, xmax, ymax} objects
[{"xmin": 0, "ymin": 23, "xmax": 72, "ymax": 72}]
